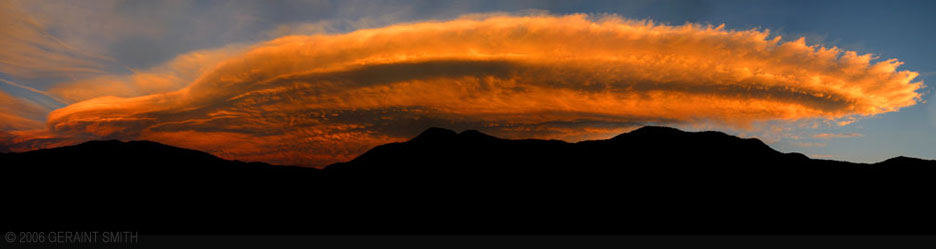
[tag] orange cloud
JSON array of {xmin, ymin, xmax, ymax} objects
[
  {"xmin": 3, "ymin": 14, "xmax": 924, "ymax": 167},
  {"xmin": 813, "ymin": 132, "xmax": 864, "ymax": 139},
  {"xmin": 792, "ymin": 142, "xmax": 827, "ymax": 147},
  {"xmin": 47, "ymin": 45, "xmax": 245, "ymax": 103},
  {"xmin": 0, "ymin": 90, "xmax": 47, "ymax": 131}
]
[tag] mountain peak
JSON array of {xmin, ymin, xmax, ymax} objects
[
  {"xmin": 629, "ymin": 126, "xmax": 685, "ymax": 135},
  {"xmin": 410, "ymin": 127, "xmax": 458, "ymax": 142},
  {"xmin": 76, "ymin": 139, "xmax": 125, "ymax": 146},
  {"xmin": 458, "ymin": 130, "xmax": 499, "ymax": 141},
  {"xmin": 877, "ymin": 156, "xmax": 935, "ymax": 166},
  {"xmin": 610, "ymin": 126, "xmax": 686, "ymax": 140}
]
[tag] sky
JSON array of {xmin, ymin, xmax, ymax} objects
[{"xmin": 0, "ymin": 0, "xmax": 934, "ymax": 167}]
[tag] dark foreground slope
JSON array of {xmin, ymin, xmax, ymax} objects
[
  {"xmin": 2, "ymin": 126, "xmax": 936, "ymax": 235},
  {"xmin": 0, "ymin": 140, "xmax": 321, "ymax": 234}
]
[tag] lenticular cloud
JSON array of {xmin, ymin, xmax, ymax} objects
[{"xmin": 5, "ymin": 14, "xmax": 924, "ymax": 166}]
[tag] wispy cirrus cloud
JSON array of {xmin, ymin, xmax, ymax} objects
[
  {"xmin": 813, "ymin": 132, "xmax": 864, "ymax": 139},
  {"xmin": 792, "ymin": 142, "xmax": 828, "ymax": 147},
  {"xmin": 0, "ymin": 90, "xmax": 46, "ymax": 131},
  {"xmin": 0, "ymin": 1, "xmax": 115, "ymax": 81},
  {"xmin": 1, "ymin": 14, "xmax": 924, "ymax": 167}
]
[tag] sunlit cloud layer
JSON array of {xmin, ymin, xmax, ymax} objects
[{"xmin": 2, "ymin": 14, "xmax": 925, "ymax": 166}]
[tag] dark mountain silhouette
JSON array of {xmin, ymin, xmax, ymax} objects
[{"xmin": 2, "ymin": 126, "xmax": 935, "ymax": 235}]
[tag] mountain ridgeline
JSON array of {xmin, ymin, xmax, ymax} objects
[{"xmin": 2, "ymin": 126, "xmax": 935, "ymax": 235}]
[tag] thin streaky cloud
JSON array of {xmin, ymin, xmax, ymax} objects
[{"xmin": 813, "ymin": 133, "xmax": 865, "ymax": 139}]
